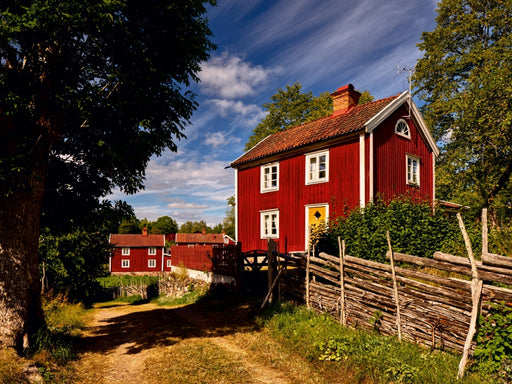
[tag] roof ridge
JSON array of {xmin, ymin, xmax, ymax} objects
[{"xmin": 230, "ymin": 92, "xmax": 401, "ymax": 167}]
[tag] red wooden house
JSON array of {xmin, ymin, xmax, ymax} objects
[
  {"xmin": 230, "ymin": 84, "xmax": 439, "ymax": 253},
  {"xmin": 109, "ymin": 228, "xmax": 168, "ymax": 274}
]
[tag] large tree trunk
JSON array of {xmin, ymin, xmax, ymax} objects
[{"xmin": 0, "ymin": 172, "xmax": 46, "ymax": 353}]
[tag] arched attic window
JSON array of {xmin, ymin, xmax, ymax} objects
[{"xmin": 395, "ymin": 118, "xmax": 410, "ymax": 138}]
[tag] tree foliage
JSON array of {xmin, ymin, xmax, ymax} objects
[
  {"xmin": 0, "ymin": 0, "xmax": 216, "ymax": 350},
  {"xmin": 244, "ymin": 82, "xmax": 333, "ymax": 151},
  {"xmin": 414, "ymin": 0, "xmax": 512, "ymax": 216},
  {"xmin": 223, "ymin": 196, "xmax": 236, "ymax": 239},
  {"xmin": 153, "ymin": 215, "xmax": 179, "ymax": 235}
]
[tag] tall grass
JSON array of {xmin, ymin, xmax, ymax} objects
[{"xmin": 260, "ymin": 303, "xmax": 497, "ymax": 384}]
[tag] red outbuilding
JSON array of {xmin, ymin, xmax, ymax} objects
[
  {"xmin": 109, "ymin": 228, "xmax": 168, "ymax": 274},
  {"xmin": 230, "ymin": 84, "xmax": 439, "ymax": 253}
]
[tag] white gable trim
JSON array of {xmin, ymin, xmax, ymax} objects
[{"xmin": 364, "ymin": 91, "xmax": 439, "ymax": 157}]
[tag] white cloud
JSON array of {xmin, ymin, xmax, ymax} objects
[
  {"xmin": 206, "ymin": 99, "xmax": 266, "ymax": 129},
  {"xmin": 199, "ymin": 52, "xmax": 279, "ymax": 98},
  {"xmin": 167, "ymin": 201, "xmax": 209, "ymax": 210}
]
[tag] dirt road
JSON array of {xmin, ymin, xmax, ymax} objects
[{"xmin": 69, "ymin": 297, "xmax": 339, "ymax": 384}]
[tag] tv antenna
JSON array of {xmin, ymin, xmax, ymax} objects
[{"xmin": 396, "ymin": 63, "xmax": 415, "ymax": 118}]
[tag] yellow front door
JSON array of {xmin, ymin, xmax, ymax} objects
[{"xmin": 306, "ymin": 205, "xmax": 328, "ymax": 250}]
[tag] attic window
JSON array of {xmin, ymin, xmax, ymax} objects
[{"xmin": 395, "ymin": 119, "xmax": 410, "ymax": 138}]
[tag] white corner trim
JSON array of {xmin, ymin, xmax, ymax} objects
[
  {"xmin": 359, "ymin": 134, "xmax": 365, "ymax": 207},
  {"xmin": 235, "ymin": 168, "xmax": 238, "ymax": 242},
  {"xmin": 369, "ymin": 132, "xmax": 374, "ymax": 202},
  {"xmin": 432, "ymin": 155, "xmax": 436, "ymax": 203}
]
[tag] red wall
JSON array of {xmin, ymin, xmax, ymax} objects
[
  {"xmin": 237, "ymin": 137, "xmax": 361, "ymax": 253},
  {"xmin": 372, "ymin": 106, "xmax": 434, "ymax": 202},
  {"xmin": 237, "ymin": 105, "xmax": 436, "ymax": 254},
  {"xmin": 111, "ymin": 247, "xmax": 169, "ymax": 273},
  {"xmin": 170, "ymin": 245, "xmax": 214, "ymax": 272}
]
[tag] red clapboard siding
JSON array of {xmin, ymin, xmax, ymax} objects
[
  {"xmin": 373, "ymin": 106, "xmax": 434, "ymax": 202},
  {"xmin": 110, "ymin": 247, "xmax": 164, "ymax": 273},
  {"xmin": 237, "ymin": 137, "xmax": 362, "ymax": 253},
  {"xmin": 170, "ymin": 245, "xmax": 214, "ymax": 272}
]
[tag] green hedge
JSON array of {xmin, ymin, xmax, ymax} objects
[{"xmin": 318, "ymin": 196, "xmax": 481, "ymax": 263}]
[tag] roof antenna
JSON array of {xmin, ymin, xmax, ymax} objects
[{"xmin": 396, "ymin": 63, "xmax": 415, "ymax": 119}]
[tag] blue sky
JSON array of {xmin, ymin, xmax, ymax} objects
[{"xmin": 110, "ymin": 0, "xmax": 439, "ymax": 227}]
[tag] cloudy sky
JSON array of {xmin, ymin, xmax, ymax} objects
[{"xmin": 111, "ymin": 0, "xmax": 439, "ymax": 226}]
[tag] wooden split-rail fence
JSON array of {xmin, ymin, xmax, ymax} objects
[{"xmin": 267, "ymin": 210, "xmax": 512, "ymax": 378}]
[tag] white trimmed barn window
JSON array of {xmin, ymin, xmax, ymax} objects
[
  {"xmin": 121, "ymin": 259, "xmax": 130, "ymax": 268},
  {"xmin": 122, "ymin": 247, "xmax": 130, "ymax": 255},
  {"xmin": 261, "ymin": 163, "xmax": 279, "ymax": 192},
  {"xmin": 406, "ymin": 155, "xmax": 420, "ymax": 186},
  {"xmin": 260, "ymin": 210, "xmax": 279, "ymax": 239},
  {"xmin": 148, "ymin": 259, "xmax": 156, "ymax": 268},
  {"xmin": 148, "ymin": 247, "xmax": 156, "ymax": 255},
  {"xmin": 306, "ymin": 150, "xmax": 329, "ymax": 184},
  {"xmin": 395, "ymin": 119, "xmax": 410, "ymax": 138}
]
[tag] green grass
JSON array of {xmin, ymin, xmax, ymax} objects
[
  {"xmin": 153, "ymin": 285, "xmax": 209, "ymax": 307},
  {"xmin": 97, "ymin": 275, "xmax": 159, "ymax": 288},
  {"xmin": 260, "ymin": 303, "xmax": 498, "ymax": 384}
]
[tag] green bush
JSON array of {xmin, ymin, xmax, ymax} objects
[
  {"xmin": 473, "ymin": 302, "xmax": 512, "ymax": 382},
  {"xmin": 320, "ymin": 196, "xmax": 481, "ymax": 262}
]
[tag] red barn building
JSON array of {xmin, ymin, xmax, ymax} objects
[
  {"xmin": 230, "ymin": 84, "xmax": 439, "ymax": 253},
  {"xmin": 109, "ymin": 228, "xmax": 168, "ymax": 274}
]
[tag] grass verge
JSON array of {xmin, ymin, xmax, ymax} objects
[{"xmin": 259, "ymin": 303, "xmax": 500, "ymax": 384}]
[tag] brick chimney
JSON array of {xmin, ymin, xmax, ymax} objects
[
  {"xmin": 142, "ymin": 227, "xmax": 148, "ymax": 237},
  {"xmin": 202, "ymin": 228, "xmax": 206, "ymax": 235},
  {"xmin": 331, "ymin": 84, "xmax": 361, "ymax": 115}
]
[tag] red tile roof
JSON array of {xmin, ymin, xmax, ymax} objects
[
  {"xmin": 231, "ymin": 95, "xmax": 399, "ymax": 167},
  {"xmin": 175, "ymin": 233, "xmax": 227, "ymax": 244},
  {"xmin": 110, "ymin": 234, "xmax": 165, "ymax": 247}
]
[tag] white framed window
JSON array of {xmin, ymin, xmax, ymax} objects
[
  {"xmin": 261, "ymin": 163, "xmax": 279, "ymax": 192},
  {"xmin": 148, "ymin": 259, "xmax": 156, "ymax": 268},
  {"xmin": 148, "ymin": 247, "xmax": 156, "ymax": 255},
  {"xmin": 166, "ymin": 259, "xmax": 172, "ymax": 268},
  {"xmin": 406, "ymin": 155, "xmax": 420, "ymax": 186},
  {"xmin": 305, "ymin": 150, "xmax": 329, "ymax": 184},
  {"xmin": 122, "ymin": 247, "xmax": 130, "ymax": 255},
  {"xmin": 260, "ymin": 209, "xmax": 279, "ymax": 239},
  {"xmin": 395, "ymin": 119, "xmax": 410, "ymax": 138},
  {"xmin": 121, "ymin": 259, "xmax": 130, "ymax": 268}
]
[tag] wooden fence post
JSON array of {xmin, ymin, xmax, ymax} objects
[
  {"xmin": 457, "ymin": 212, "xmax": 483, "ymax": 380},
  {"xmin": 338, "ymin": 237, "xmax": 346, "ymax": 327},
  {"xmin": 386, "ymin": 231, "xmax": 402, "ymax": 342},
  {"xmin": 267, "ymin": 238, "xmax": 277, "ymax": 304},
  {"xmin": 306, "ymin": 246, "xmax": 311, "ymax": 309},
  {"xmin": 482, "ymin": 208, "xmax": 488, "ymax": 255}
]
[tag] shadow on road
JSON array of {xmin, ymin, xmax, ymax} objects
[{"xmin": 77, "ymin": 296, "xmax": 261, "ymax": 356}]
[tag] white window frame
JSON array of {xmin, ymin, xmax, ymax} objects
[
  {"xmin": 395, "ymin": 118, "xmax": 410, "ymax": 139},
  {"xmin": 148, "ymin": 247, "xmax": 156, "ymax": 255},
  {"xmin": 166, "ymin": 259, "xmax": 172, "ymax": 268},
  {"xmin": 121, "ymin": 247, "xmax": 130, "ymax": 255},
  {"xmin": 148, "ymin": 259, "xmax": 156, "ymax": 268},
  {"xmin": 406, "ymin": 154, "xmax": 420, "ymax": 186},
  {"xmin": 260, "ymin": 163, "xmax": 279, "ymax": 193},
  {"xmin": 305, "ymin": 150, "xmax": 329, "ymax": 185},
  {"xmin": 121, "ymin": 259, "xmax": 130, "ymax": 268},
  {"xmin": 260, "ymin": 209, "xmax": 279, "ymax": 239}
]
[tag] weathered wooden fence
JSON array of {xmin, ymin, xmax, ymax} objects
[{"xmin": 273, "ymin": 210, "xmax": 512, "ymax": 377}]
